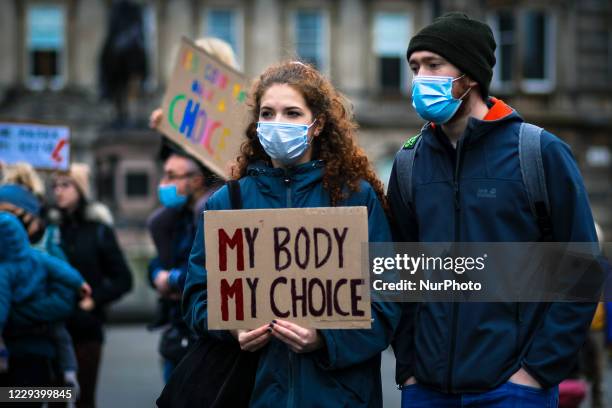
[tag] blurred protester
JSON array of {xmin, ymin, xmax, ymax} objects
[
  {"xmin": 148, "ymin": 148, "xmax": 221, "ymax": 382},
  {"xmin": 0, "ymin": 183, "xmax": 87, "ymax": 399},
  {"xmin": 0, "ymin": 210, "xmax": 89, "ymax": 406},
  {"xmin": 99, "ymin": 0, "xmax": 147, "ymax": 127},
  {"xmin": 50, "ymin": 163, "xmax": 132, "ymax": 408},
  {"xmin": 558, "ymin": 223, "xmax": 608, "ymax": 408},
  {"xmin": 0, "ymin": 162, "xmax": 64, "ymax": 257},
  {"xmin": 1, "ymin": 162, "xmax": 45, "ymax": 200},
  {"xmin": 147, "ymin": 36, "xmax": 239, "ymax": 269},
  {"xmin": 146, "ymin": 37, "xmax": 236, "ymax": 381}
]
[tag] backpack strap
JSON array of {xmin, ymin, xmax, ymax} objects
[
  {"xmin": 518, "ymin": 122, "xmax": 552, "ymax": 239},
  {"xmin": 227, "ymin": 180, "xmax": 243, "ymax": 210},
  {"xmin": 395, "ymin": 132, "xmax": 423, "ymax": 208}
]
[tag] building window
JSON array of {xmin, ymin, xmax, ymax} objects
[
  {"xmin": 204, "ymin": 8, "xmax": 243, "ymax": 66},
  {"xmin": 489, "ymin": 10, "xmax": 555, "ymax": 93},
  {"xmin": 27, "ymin": 5, "xmax": 66, "ymax": 90},
  {"xmin": 294, "ymin": 10, "xmax": 327, "ymax": 71},
  {"xmin": 373, "ymin": 12, "xmax": 411, "ymax": 93},
  {"xmin": 125, "ymin": 172, "xmax": 149, "ymax": 198}
]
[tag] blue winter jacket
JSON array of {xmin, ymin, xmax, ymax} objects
[
  {"xmin": 388, "ymin": 98, "xmax": 600, "ymax": 393},
  {"xmin": 0, "ymin": 212, "xmax": 84, "ymax": 358},
  {"xmin": 183, "ymin": 160, "xmax": 401, "ymax": 407}
]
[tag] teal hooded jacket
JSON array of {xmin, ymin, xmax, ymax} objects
[{"xmin": 183, "ymin": 161, "xmax": 401, "ymax": 407}]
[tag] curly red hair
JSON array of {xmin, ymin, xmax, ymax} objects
[{"xmin": 234, "ymin": 61, "xmax": 388, "ymax": 211}]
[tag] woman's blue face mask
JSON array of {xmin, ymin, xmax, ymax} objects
[
  {"xmin": 256, "ymin": 120, "xmax": 316, "ymax": 165},
  {"xmin": 411, "ymin": 75, "xmax": 470, "ymax": 124}
]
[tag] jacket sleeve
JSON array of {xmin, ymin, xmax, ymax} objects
[
  {"xmin": 182, "ymin": 187, "xmax": 234, "ymax": 342},
  {"xmin": 11, "ymin": 282, "xmax": 77, "ymax": 325},
  {"xmin": 13, "ymin": 253, "xmax": 81, "ymax": 323},
  {"xmin": 41, "ymin": 251, "xmax": 85, "ymax": 290},
  {"xmin": 521, "ymin": 136, "xmax": 600, "ymax": 388},
  {"xmin": 147, "ymin": 207, "xmax": 179, "ymax": 270},
  {"xmin": 386, "ymin": 154, "xmax": 420, "ymax": 384},
  {"xmin": 92, "ymin": 224, "xmax": 133, "ymax": 307},
  {"xmin": 314, "ymin": 185, "xmax": 401, "ymax": 370}
]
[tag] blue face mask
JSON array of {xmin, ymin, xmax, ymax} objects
[
  {"xmin": 256, "ymin": 121, "xmax": 316, "ymax": 165},
  {"xmin": 157, "ymin": 184, "xmax": 188, "ymax": 209},
  {"xmin": 411, "ymin": 75, "xmax": 470, "ymax": 124}
]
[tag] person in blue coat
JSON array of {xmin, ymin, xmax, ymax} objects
[
  {"xmin": 182, "ymin": 61, "xmax": 401, "ymax": 407},
  {"xmin": 389, "ymin": 12, "xmax": 600, "ymax": 408},
  {"xmin": 0, "ymin": 211, "xmax": 88, "ymax": 391}
]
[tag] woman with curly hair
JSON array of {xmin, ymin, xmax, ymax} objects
[{"xmin": 182, "ymin": 61, "xmax": 400, "ymax": 407}]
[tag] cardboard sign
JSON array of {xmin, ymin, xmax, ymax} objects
[
  {"xmin": 205, "ymin": 207, "xmax": 371, "ymax": 330},
  {"xmin": 0, "ymin": 122, "xmax": 70, "ymax": 171},
  {"xmin": 158, "ymin": 37, "xmax": 250, "ymax": 178}
]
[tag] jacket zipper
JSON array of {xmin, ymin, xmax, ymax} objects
[
  {"xmin": 284, "ymin": 171, "xmax": 294, "ymax": 407},
  {"xmin": 287, "ymin": 350, "xmax": 296, "ymax": 408},
  {"xmin": 446, "ymin": 137, "xmax": 465, "ymax": 393},
  {"xmin": 284, "ymin": 175, "xmax": 292, "ymax": 207}
]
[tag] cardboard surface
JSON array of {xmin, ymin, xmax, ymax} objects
[{"xmin": 205, "ymin": 207, "xmax": 371, "ymax": 329}]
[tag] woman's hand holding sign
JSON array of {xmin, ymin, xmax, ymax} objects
[
  {"xmin": 270, "ymin": 319, "xmax": 323, "ymax": 354},
  {"xmin": 232, "ymin": 324, "xmax": 272, "ymax": 352}
]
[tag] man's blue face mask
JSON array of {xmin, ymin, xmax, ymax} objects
[
  {"xmin": 256, "ymin": 121, "xmax": 316, "ymax": 165},
  {"xmin": 411, "ymin": 75, "xmax": 471, "ymax": 124},
  {"xmin": 157, "ymin": 184, "xmax": 188, "ymax": 209}
]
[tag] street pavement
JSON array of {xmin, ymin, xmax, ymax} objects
[{"xmin": 97, "ymin": 324, "xmax": 608, "ymax": 407}]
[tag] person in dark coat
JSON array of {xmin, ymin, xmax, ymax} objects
[
  {"xmin": 147, "ymin": 146, "xmax": 220, "ymax": 382},
  {"xmin": 51, "ymin": 163, "xmax": 132, "ymax": 408},
  {"xmin": 389, "ymin": 12, "xmax": 599, "ymax": 407}
]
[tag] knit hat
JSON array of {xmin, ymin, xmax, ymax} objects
[
  {"xmin": 407, "ymin": 12, "xmax": 496, "ymax": 98},
  {"xmin": 67, "ymin": 163, "xmax": 91, "ymax": 200},
  {"xmin": 0, "ymin": 184, "xmax": 41, "ymax": 215}
]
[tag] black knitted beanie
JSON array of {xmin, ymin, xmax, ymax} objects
[{"xmin": 407, "ymin": 12, "xmax": 496, "ymax": 97}]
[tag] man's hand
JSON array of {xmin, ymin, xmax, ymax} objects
[
  {"xmin": 79, "ymin": 296, "xmax": 95, "ymax": 312},
  {"xmin": 231, "ymin": 324, "xmax": 272, "ymax": 352},
  {"xmin": 403, "ymin": 376, "xmax": 417, "ymax": 386},
  {"xmin": 509, "ymin": 368, "xmax": 541, "ymax": 388},
  {"xmin": 269, "ymin": 320, "xmax": 323, "ymax": 354},
  {"xmin": 154, "ymin": 270, "xmax": 171, "ymax": 295}
]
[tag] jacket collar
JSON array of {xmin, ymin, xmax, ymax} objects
[
  {"xmin": 246, "ymin": 160, "xmax": 325, "ymax": 193},
  {"xmin": 422, "ymin": 97, "xmax": 522, "ymax": 151}
]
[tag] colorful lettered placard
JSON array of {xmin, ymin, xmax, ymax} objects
[{"xmin": 158, "ymin": 37, "xmax": 250, "ymax": 178}]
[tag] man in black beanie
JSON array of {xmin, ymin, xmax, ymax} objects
[{"xmin": 388, "ymin": 12, "xmax": 600, "ymax": 407}]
